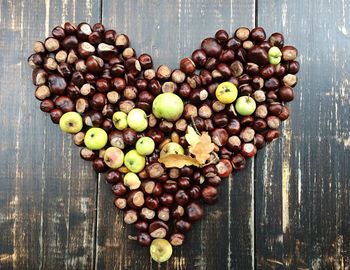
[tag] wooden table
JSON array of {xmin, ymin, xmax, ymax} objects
[{"xmin": 0, "ymin": 0, "xmax": 349, "ymax": 269}]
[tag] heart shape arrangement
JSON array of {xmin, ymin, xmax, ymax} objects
[{"xmin": 28, "ymin": 22, "xmax": 299, "ymax": 262}]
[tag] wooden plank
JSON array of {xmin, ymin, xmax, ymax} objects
[
  {"xmin": 257, "ymin": 0, "xmax": 350, "ymax": 269},
  {"xmin": 97, "ymin": 0, "xmax": 255, "ymax": 269},
  {"xmin": 0, "ymin": 1, "xmax": 101, "ymax": 269}
]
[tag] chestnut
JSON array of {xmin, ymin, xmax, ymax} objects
[
  {"xmin": 62, "ymin": 36, "xmax": 79, "ymax": 51},
  {"xmin": 211, "ymin": 128, "xmax": 229, "ymax": 147},
  {"xmin": 32, "ymin": 68, "xmax": 47, "ymax": 86},
  {"xmin": 147, "ymin": 163, "xmax": 165, "ymax": 179},
  {"xmin": 241, "ymin": 143, "xmax": 257, "ymax": 157},
  {"xmin": 172, "ymin": 205, "xmax": 185, "ymax": 220},
  {"xmin": 216, "ymin": 159, "xmax": 233, "ymax": 177},
  {"xmin": 212, "ymin": 113, "xmax": 229, "ymax": 128},
  {"xmin": 191, "ymin": 49, "xmax": 207, "ymax": 67},
  {"xmin": 278, "ymin": 86, "xmax": 294, "ymax": 102},
  {"xmin": 114, "ymin": 198, "xmax": 126, "ymax": 210},
  {"xmin": 175, "ymin": 220, "xmax": 192, "ymax": 232},
  {"xmin": 140, "ymin": 207, "xmax": 156, "ymax": 220},
  {"xmin": 227, "ymin": 135, "xmax": 241, "ymax": 152},
  {"xmin": 80, "ymin": 147, "xmax": 97, "ymax": 161},
  {"xmin": 201, "ymin": 37, "xmax": 222, "ymax": 57},
  {"xmin": 92, "ymin": 158, "xmax": 107, "ymax": 173},
  {"xmin": 235, "ymin": 27, "xmax": 250, "ymax": 41},
  {"xmin": 267, "ymin": 116, "xmax": 281, "ymax": 129},
  {"xmin": 175, "ymin": 190, "xmax": 189, "ymax": 206},
  {"xmin": 180, "ymin": 57, "xmax": 196, "ymax": 74},
  {"xmin": 115, "ymin": 34, "xmax": 129, "ymax": 50},
  {"xmin": 158, "ymin": 206, "xmax": 170, "ymax": 222},
  {"xmin": 146, "ymin": 129, "xmax": 165, "ymax": 145},
  {"xmin": 123, "ymin": 128, "xmax": 137, "ymax": 145},
  {"xmin": 178, "ymin": 83, "xmax": 192, "ymax": 98},
  {"xmin": 170, "ymin": 233, "xmax": 185, "ymax": 246},
  {"xmin": 83, "ymin": 111, "xmax": 103, "ymax": 127},
  {"xmin": 145, "ymin": 196, "xmax": 159, "ymax": 210},
  {"xmin": 226, "ymin": 37, "xmax": 241, "ymax": 50},
  {"xmin": 186, "ymin": 202, "xmax": 203, "ymax": 222},
  {"xmin": 156, "ymin": 65, "xmax": 172, "ymax": 81},
  {"xmin": 230, "ymin": 60, "xmax": 244, "ymax": 78},
  {"xmin": 135, "ymin": 220, "xmax": 149, "ymax": 232},
  {"xmin": 127, "ymin": 190, "xmax": 145, "ymax": 209},
  {"xmin": 265, "ymin": 129, "xmax": 280, "ymax": 142},
  {"xmin": 204, "ymin": 57, "xmax": 218, "ymax": 71},
  {"xmin": 189, "ymin": 185, "xmax": 201, "ymax": 199},
  {"xmin": 160, "ymin": 193, "xmax": 174, "ymax": 206},
  {"xmin": 201, "ymin": 186, "xmax": 218, "ymax": 204},
  {"xmin": 254, "ymin": 134, "xmax": 265, "ymax": 149},
  {"xmin": 97, "ymin": 43, "xmax": 117, "ymax": 60},
  {"xmin": 149, "ymin": 220, "xmax": 169, "ymax": 238},
  {"xmin": 268, "ymin": 33, "xmax": 284, "ymax": 48},
  {"xmin": 219, "ymin": 49, "xmax": 235, "ymax": 63},
  {"xmin": 281, "ymin": 45, "xmax": 298, "ymax": 61},
  {"xmin": 44, "ymin": 37, "xmax": 60, "ymax": 52},
  {"xmin": 76, "ymin": 22, "xmax": 92, "ymax": 41},
  {"xmin": 202, "ymin": 164, "xmax": 218, "ymax": 178},
  {"xmin": 148, "ymin": 79, "xmax": 161, "ymax": 95},
  {"xmin": 54, "ymin": 96, "xmax": 74, "ymax": 112},
  {"xmin": 40, "ymin": 99, "xmax": 55, "ymax": 112},
  {"xmin": 231, "ymin": 153, "xmax": 246, "ymax": 170},
  {"xmin": 240, "ymin": 127, "xmax": 255, "ymax": 143},
  {"xmin": 86, "ymin": 55, "xmax": 104, "ymax": 73},
  {"xmin": 105, "ymin": 170, "xmax": 122, "ymax": 184},
  {"xmin": 137, "ymin": 232, "xmax": 152, "ymax": 247},
  {"xmin": 119, "ymin": 100, "xmax": 135, "ymax": 113},
  {"xmin": 124, "ymin": 209, "xmax": 138, "ymax": 224},
  {"xmin": 250, "ymin": 27, "xmax": 266, "ymax": 42},
  {"xmin": 63, "ymin": 22, "xmax": 77, "ymax": 34},
  {"xmin": 112, "ymin": 182, "xmax": 127, "ymax": 196},
  {"xmin": 279, "ymin": 106, "xmax": 290, "ymax": 121}
]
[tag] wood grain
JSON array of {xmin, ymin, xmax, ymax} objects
[
  {"xmin": 97, "ymin": 1, "xmax": 255, "ymax": 269},
  {"xmin": 256, "ymin": 0, "xmax": 350, "ymax": 269},
  {"xmin": 0, "ymin": 0, "xmax": 100, "ymax": 269}
]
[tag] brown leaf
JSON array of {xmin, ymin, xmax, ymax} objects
[
  {"xmin": 158, "ymin": 154, "xmax": 200, "ymax": 168},
  {"xmin": 185, "ymin": 126, "xmax": 200, "ymax": 147},
  {"xmin": 189, "ymin": 132, "xmax": 215, "ymax": 164}
]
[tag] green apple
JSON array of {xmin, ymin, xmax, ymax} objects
[
  {"xmin": 152, "ymin": 93, "xmax": 184, "ymax": 121},
  {"xmin": 150, "ymin": 239, "xmax": 173, "ymax": 263},
  {"xmin": 127, "ymin": 108, "xmax": 148, "ymax": 132},
  {"xmin": 136, "ymin": 137, "xmax": 155, "ymax": 156},
  {"xmin": 124, "ymin": 149, "xmax": 146, "ymax": 173},
  {"xmin": 103, "ymin": 147, "xmax": 124, "ymax": 169},
  {"xmin": 215, "ymin": 82, "xmax": 238, "ymax": 104},
  {"xmin": 112, "ymin": 111, "xmax": 128, "ymax": 130},
  {"xmin": 160, "ymin": 142, "xmax": 184, "ymax": 158},
  {"xmin": 235, "ymin": 96, "xmax": 257, "ymax": 116},
  {"xmin": 84, "ymin": 127, "xmax": 108, "ymax": 150},
  {"xmin": 123, "ymin": 172, "xmax": 141, "ymax": 190},
  {"xmin": 59, "ymin": 112, "xmax": 83, "ymax": 134},
  {"xmin": 268, "ymin": 46, "xmax": 282, "ymax": 65}
]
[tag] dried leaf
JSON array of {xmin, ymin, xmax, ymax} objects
[
  {"xmin": 190, "ymin": 132, "xmax": 215, "ymax": 164},
  {"xmin": 185, "ymin": 126, "xmax": 200, "ymax": 147},
  {"xmin": 158, "ymin": 154, "xmax": 200, "ymax": 168}
]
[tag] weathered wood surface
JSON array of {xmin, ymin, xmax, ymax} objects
[{"xmin": 0, "ymin": 0, "xmax": 349, "ymax": 269}]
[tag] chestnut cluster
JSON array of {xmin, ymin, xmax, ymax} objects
[{"xmin": 28, "ymin": 23, "xmax": 299, "ymax": 251}]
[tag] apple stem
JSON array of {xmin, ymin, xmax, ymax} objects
[{"xmin": 190, "ymin": 116, "xmax": 201, "ymax": 135}]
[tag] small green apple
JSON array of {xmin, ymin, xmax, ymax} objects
[
  {"xmin": 84, "ymin": 127, "xmax": 108, "ymax": 150},
  {"xmin": 160, "ymin": 142, "xmax": 184, "ymax": 158},
  {"xmin": 136, "ymin": 137, "xmax": 155, "ymax": 156},
  {"xmin": 124, "ymin": 149, "xmax": 146, "ymax": 173},
  {"xmin": 268, "ymin": 46, "xmax": 282, "ymax": 65},
  {"xmin": 152, "ymin": 93, "xmax": 184, "ymax": 121},
  {"xmin": 150, "ymin": 239, "xmax": 173, "ymax": 263},
  {"xmin": 103, "ymin": 147, "xmax": 124, "ymax": 169},
  {"xmin": 215, "ymin": 81, "xmax": 238, "ymax": 104},
  {"xmin": 112, "ymin": 111, "xmax": 128, "ymax": 130},
  {"xmin": 127, "ymin": 108, "xmax": 148, "ymax": 132},
  {"xmin": 123, "ymin": 172, "xmax": 141, "ymax": 190},
  {"xmin": 59, "ymin": 112, "xmax": 83, "ymax": 134},
  {"xmin": 235, "ymin": 96, "xmax": 257, "ymax": 116}
]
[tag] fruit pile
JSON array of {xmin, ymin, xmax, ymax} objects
[{"xmin": 28, "ymin": 23, "xmax": 299, "ymax": 263}]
